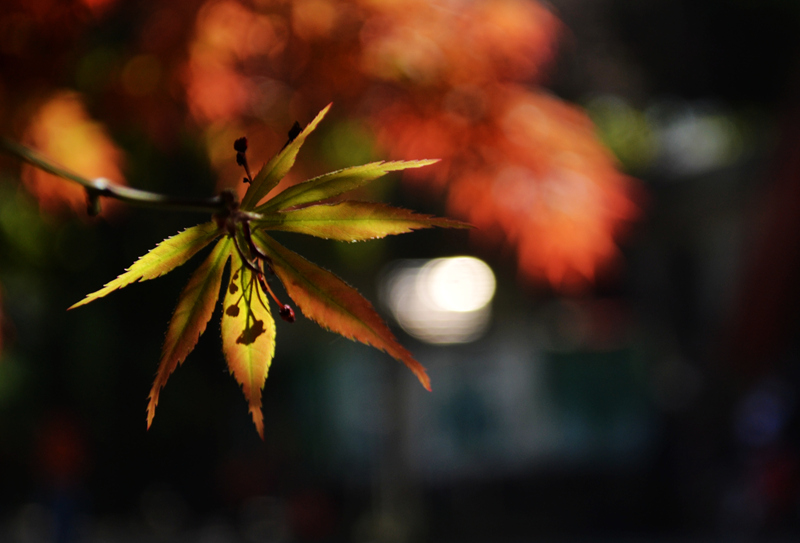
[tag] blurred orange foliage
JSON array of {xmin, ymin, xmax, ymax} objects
[
  {"xmin": 181, "ymin": 0, "xmax": 639, "ymax": 288},
  {"xmin": 379, "ymin": 88, "xmax": 638, "ymax": 287},
  {"xmin": 21, "ymin": 92, "xmax": 126, "ymax": 217},
  {"xmin": 0, "ymin": 0, "xmax": 639, "ymax": 288},
  {"xmin": 79, "ymin": 0, "xmax": 117, "ymax": 17}
]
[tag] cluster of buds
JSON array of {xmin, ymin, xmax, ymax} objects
[
  {"xmin": 234, "ymin": 137, "xmax": 253, "ymax": 184},
  {"xmin": 228, "ymin": 136, "xmax": 295, "ymax": 323}
]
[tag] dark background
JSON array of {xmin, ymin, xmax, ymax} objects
[{"xmin": 3, "ymin": 0, "xmax": 800, "ymax": 541}]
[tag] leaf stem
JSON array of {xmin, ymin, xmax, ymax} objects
[{"xmin": 1, "ymin": 138, "xmax": 236, "ymax": 215}]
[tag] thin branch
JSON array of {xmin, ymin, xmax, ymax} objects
[
  {"xmin": 231, "ymin": 228, "xmax": 263, "ymax": 276},
  {"xmin": 242, "ymin": 221, "xmax": 271, "ymax": 263},
  {"xmin": 0, "ymin": 138, "xmax": 246, "ymax": 215}
]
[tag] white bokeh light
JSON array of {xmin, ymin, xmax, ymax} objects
[
  {"xmin": 382, "ymin": 257, "xmax": 496, "ymax": 344},
  {"xmin": 422, "ymin": 256, "xmax": 496, "ymax": 312}
]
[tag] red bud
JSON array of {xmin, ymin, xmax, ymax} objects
[{"xmin": 279, "ymin": 305, "xmax": 295, "ymax": 323}]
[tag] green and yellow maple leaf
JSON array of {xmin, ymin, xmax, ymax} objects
[{"xmin": 71, "ymin": 104, "xmax": 470, "ymax": 437}]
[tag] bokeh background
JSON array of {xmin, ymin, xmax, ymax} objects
[{"xmin": 1, "ymin": 0, "xmax": 799, "ymax": 541}]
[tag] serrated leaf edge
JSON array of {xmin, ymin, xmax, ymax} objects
[
  {"xmin": 254, "ymin": 232, "xmax": 431, "ymax": 391},
  {"xmin": 70, "ymin": 222, "xmax": 221, "ymax": 310},
  {"xmin": 241, "ymin": 103, "xmax": 332, "ymax": 209},
  {"xmin": 255, "ymin": 201, "xmax": 472, "ymax": 241},
  {"xmin": 146, "ymin": 237, "xmax": 232, "ymax": 429},
  {"xmin": 256, "ymin": 159, "xmax": 439, "ymax": 213},
  {"xmin": 220, "ymin": 248, "xmax": 277, "ymax": 439}
]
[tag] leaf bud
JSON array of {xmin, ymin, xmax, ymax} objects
[
  {"xmin": 233, "ymin": 137, "xmax": 248, "ymax": 153},
  {"xmin": 279, "ymin": 305, "xmax": 295, "ymax": 323},
  {"xmin": 287, "ymin": 122, "xmax": 302, "ymax": 142},
  {"xmin": 281, "ymin": 122, "xmax": 302, "ymax": 150}
]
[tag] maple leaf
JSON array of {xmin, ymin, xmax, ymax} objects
[{"xmin": 70, "ymin": 104, "xmax": 470, "ymax": 437}]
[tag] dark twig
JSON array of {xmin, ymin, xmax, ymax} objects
[{"xmin": 1, "ymin": 138, "xmax": 237, "ymax": 215}]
